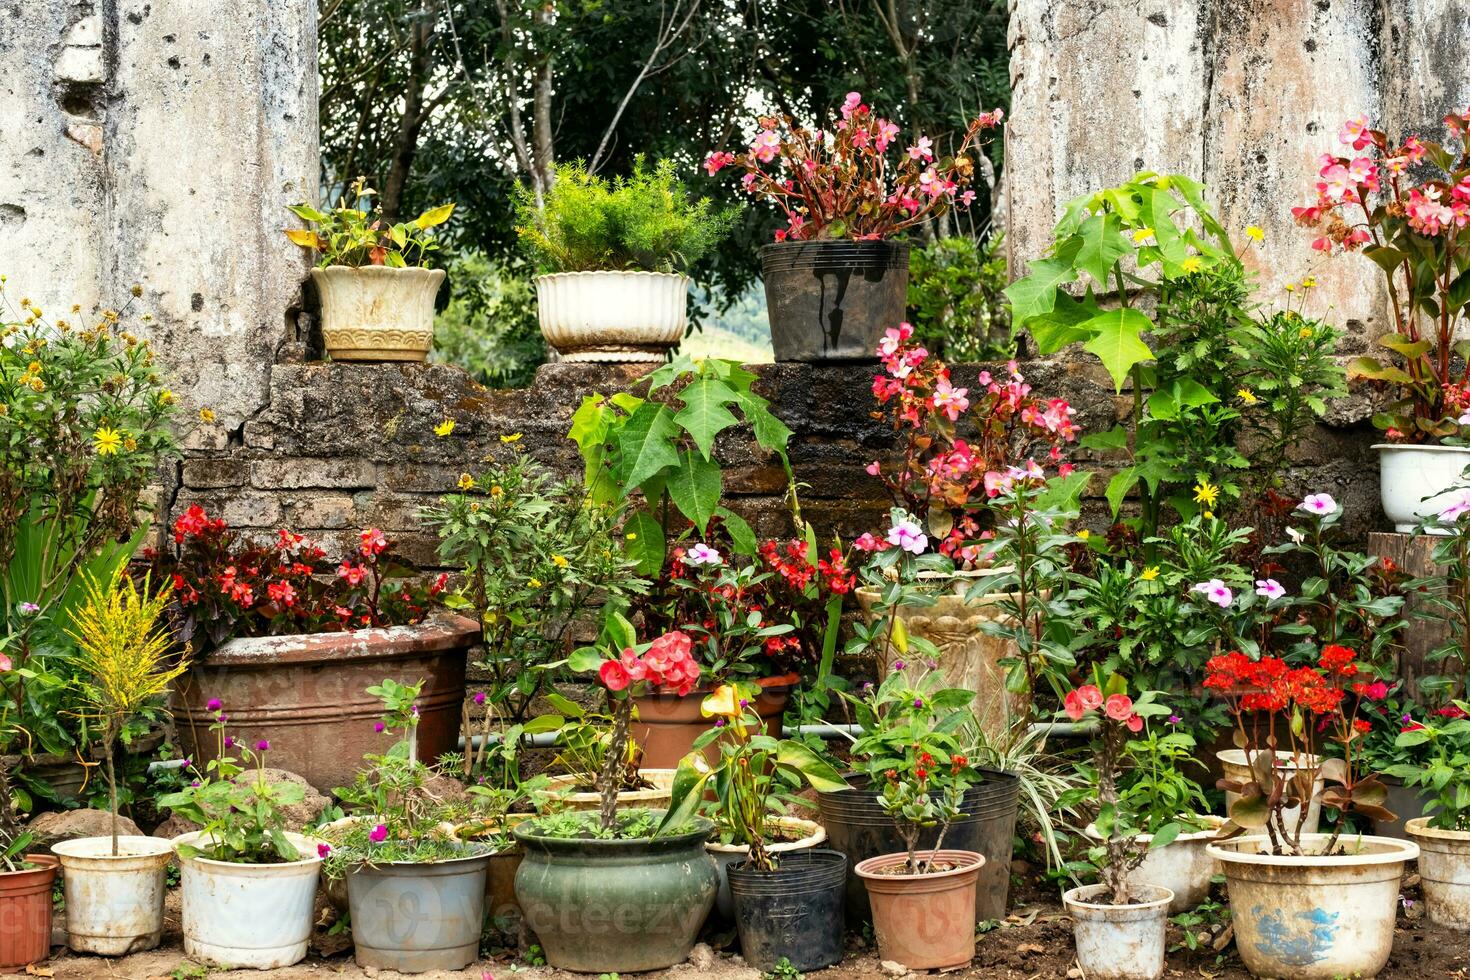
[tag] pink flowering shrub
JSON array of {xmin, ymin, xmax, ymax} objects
[
  {"xmin": 1296, "ymin": 110, "xmax": 1470, "ymax": 440},
  {"xmin": 865, "ymin": 322, "xmax": 1078, "ymax": 563},
  {"xmin": 706, "ymin": 92, "xmax": 1003, "ymax": 241}
]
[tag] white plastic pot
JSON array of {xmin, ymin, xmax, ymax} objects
[
  {"xmin": 312, "ymin": 265, "xmax": 446, "ymax": 362},
  {"xmin": 1217, "ymin": 750, "xmax": 1323, "ymax": 837},
  {"xmin": 535, "ymin": 271, "xmax": 688, "ymax": 362},
  {"xmin": 1063, "ymin": 883, "xmax": 1172, "ymax": 980},
  {"xmin": 1375, "ymin": 443, "xmax": 1470, "ymax": 532},
  {"xmin": 1207, "ymin": 833, "xmax": 1417, "ymax": 979},
  {"xmin": 51, "ymin": 835, "xmax": 174, "ymax": 955},
  {"xmin": 172, "ymin": 830, "xmax": 324, "ymax": 969},
  {"xmin": 707, "ymin": 816, "xmax": 826, "ymax": 918},
  {"xmin": 1085, "ymin": 816, "xmax": 1223, "ymax": 913},
  {"xmin": 1406, "ymin": 817, "xmax": 1470, "ymax": 929}
]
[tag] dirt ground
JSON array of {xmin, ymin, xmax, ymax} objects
[{"xmin": 35, "ymin": 879, "xmax": 1470, "ymax": 980}]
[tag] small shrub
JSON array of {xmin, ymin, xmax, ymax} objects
[{"xmin": 905, "ymin": 233, "xmax": 1011, "ymax": 361}]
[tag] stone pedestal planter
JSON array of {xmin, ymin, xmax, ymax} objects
[
  {"xmin": 762, "ymin": 240, "xmax": 909, "ymax": 362},
  {"xmin": 174, "ymin": 614, "xmax": 478, "ymax": 793},
  {"xmin": 1406, "ymin": 817, "xmax": 1470, "ymax": 929},
  {"xmin": 51, "ymin": 835, "xmax": 174, "ymax": 955},
  {"xmin": 312, "ymin": 265, "xmax": 445, "ymax": 362},
  {"xmin": 1376, "ymin": 443, "xmax": 1470, "ymax": 532},
  {"xmin": 172, "ymin": 830, "xmax": 323, "ymax": 969},
  {"xmin": 1207, "ymin": 833, "xmax": 1417, "ymax": 979},
  {"xmin": 1063, "ymin": 883, "xmax": 1173, "ymax": 980},
  {"xmin": 854, "ymin": 849, "xmax": 984, "ymax": 970},
  {"xmin": 535, "ymin": 271, "xmax": 688, "ymax": 362}
]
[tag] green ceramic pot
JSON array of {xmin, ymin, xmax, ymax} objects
[{"xmin": 513, "ymin": 813, "xmax": 717, "ymax": 973}]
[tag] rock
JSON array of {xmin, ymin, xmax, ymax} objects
[
  {"xmin": 253, "ymin": 768, "xmax": 331, "ymax": 829},
  {"xmin": 881, "ymin": 960, "xmax": 912, "ymax": 977},
  {"xmin": 27, "ymin": 808, "xmax": 141, "ymax": 844},
  {"xmin": 150, "ymin": 814, "xmax": 200, "ymax": 840},
  {"xmin": 420, "ymin": 772, "xmax": 469, "ymax": 807},
  {"xmin": 688, "ymin": 943, "xmax": 716, "ymax": 971}
]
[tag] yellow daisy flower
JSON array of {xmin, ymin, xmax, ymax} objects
[
  {"xmin": 199, "ymin": 407, "xmax": 216, "ymax": 423},
  {"xmin": 457, "ymin": 473, "xmax": 475, "ymax": 490},
  {"xmin": 528, "ymin": 578, "xmax": 543, "ymax": 589},
  {"xmin": 1237, "ymin": 388, "xmax": 1258, "ymax": 405},
  {"xmin": 1193, "ymin": 481, "xmax": 1220, "ymax": 507},
  {"xmin": 1181, "ymin": 256, "xmax": 1203, "ymax": 273},
  {"xmin": 1141, "ymin": 566, "xmax": 1160, "ymax": 581},
  {"xmin": 1245, "ymin": 225, "xmax": 1264, "ymax": 241},
  {"xmin": 93, "ymin": 427, "xmax": 123, "ymax": 456},
  {"xmin": 434, "ymin": 418, "xmax": 456, "ymax": 438},
  {"xmin": 551, "ymin": 554, "xmax": 569, "ymax": 568},
  {"xmin": 1077, "ymin": 529, "xmax": 1090, "ymax": 540},
  {"xmin": 500, "ymin": 433, "xmax": 523, "ymax": 444},
  {"xmin": 1132, "ymin": 227, "xmax": 1154, "ymax": 243}
]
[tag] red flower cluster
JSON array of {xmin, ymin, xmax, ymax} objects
[
  {"xmin": 1062, "ymin": 684, "xmax": 1143, "ymax": 732},
  {"xmin": 598, "ymin": 630, "xmax": 701, "ymax": 697},
  {"xmin": 1204, "ymin": 646, "xmax": 1375, "ymax": 716}
]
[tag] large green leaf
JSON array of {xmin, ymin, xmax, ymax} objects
[
  {"xmin": 775, "ymin": 740, "xmax": 848, "ymax": 793},
  {"xmin": 734, "ymin": 390, "xmax": 793, "ymax": 456},
  {"xmin": 1079, "ymin": 308, "xmax": 1154, "ymax": 392},
  {"xmin": 1074, "ymin": 212, "xmax": 1132, "ymax": 286},
  {"xmin": 1106, "ymin": 467, "xmax": 1138, "ymax": 517},
  {"xmin": 674, "ymin": 378, "xmax": 740, "ymax": 459},
  {"xmin": 715, "ymin": 506, "xmax": 757, "ymax": 555},
  {"xmin": 622, "ymin": 509, "xmax": 666, "ymax": 576},
  {"xmin": 1026, "ymin": 289, "xmax": 1103, "ymax": 354},
  {"xmin": 613, "ymin": 402, "xmax": 681, "ymax": 491},
  {"xmin": 665, "ymin": 452, "xmax": 722, "ymax": 532},
  {"xmin": 1004, "ymin": 256, "xmax": 1078, "ymax": 324}
]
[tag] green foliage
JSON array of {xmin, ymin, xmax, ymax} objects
[
  {"xmin": 524, "ymin": 807, "xmax": 669, "ymax": 841},
  {"xmin": 906, "ymin": 234, "xmax": 1012, "ymax": 361},
  {"xmin": 1390, "ymin": 704, "xmax": 1470, "ymax": 831},
  {"xmin": 516, "ymin": 159, "xmax": 739, "ymax": 274},
  {"xmin": 285, "ymin": 177, "xmax": 453, "ymax": 268},
  {"xmin": 568, "ymin": 355, "xmax": 793, "ymax": 557},
  {"xmin": 430, "ymin": 252, "xmax": 545, "ymax": 388}
]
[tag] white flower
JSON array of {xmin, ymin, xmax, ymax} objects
[
  {"xmin": 1299, "ymin": 493, "xmax": 1338, "ymax": 516},
  {"xmin": 1192, "ymin": 578, "xmax": 1233, "ymax": 608},
  {"xmin": 685, "ymin": 543, "xmax": 723, "ymax": 567},
  {"xmin": 886, "ymin": 519, "xmax": 929, "ymax": 555},
  {"xmin": 1286, "ymin": 527, "xmax": 1305, "ymax": 544},
  {"xmin": 1438, "ymin": 489, "xmax": 1470, "ymax": 523},
  {"xmin": 1254, "ymin": 578, "xmax": 1286, "ymax": 600}
]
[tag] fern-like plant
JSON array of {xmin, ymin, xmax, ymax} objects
[
  {"xmin": 515, "ymin": 158, "xmax": 740, "ymax": 273},
  {"xmin": 68, "ymin": 571, "xmax": 187, "ymax": 854}
]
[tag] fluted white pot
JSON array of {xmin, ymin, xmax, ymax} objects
[
  {"xmin": 312, "ymin": 265, "xmax": 445, "ymax": 362},
  {"xmin": 1376, "ymin": 443, "xmax": 1470, "ymax": 532},
  {"xmin": 535, "ymin": 271, "xmax": 688, "ymax": 362}
]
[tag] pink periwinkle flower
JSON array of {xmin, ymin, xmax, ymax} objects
[
  {"xmin": 1192, "ymin": 579, "xmax": 1233, "ymax": 608},
  {"xmin": 1299, "ymin": 493, "xmax": 1338, "ymax": 516},
  {"xmin": 886, "ymin": 519, "xmax": 928, "ymax": 555},
  {"xmin": 1255, "ymin": 578, "xmax": 1286, "ymax": 601}
]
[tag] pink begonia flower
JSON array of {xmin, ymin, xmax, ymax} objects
[
  {"xmin": 841, "ymin": 91, "xmax": 863, "ymax": 119},
  {"xmin": 1255, "ymin": 578, "xmax": 1286, "ymax": 600},
  {"xmin": 1192, "ymin": 579, "xmax": 1233, "ymax": 608},
  {"xmin": 875, "ymin": 119, "xmax": 899, "ymax": 152},
  {"xmin": 907, "ymin": 135, "xmax": 933, "ymax": 161},
  {"xmin": 960, "ymin": 189, "xmax": 976, "ymax": 206},
  {"xmin": 865, "ymin": 461, "xmax": 881, "ymax": 476},
  {"xmin": 1404, "ymin": 134, "xmax": 1427, "ymax": 162},
  {"xmin": 685, "ymin": 543, "xmax": 722, "ymax": 567},
  {"xmin": 853, "ymin": 532, "xmax": 887, "ymax": 553},
  {"xmin": 931, "ymin": 377, "xmax": 970, "ymax": 421},
  {"xmin": 703, "ymin": 151, "xmax": 735, "ymax": 176},
  {"xmin": 886, "ymin": 519, "xmax": 928, "ymax": 555},
  {"xmin": 750, "ymin": 130, "xmax": 780, "ymax": 163},
  {"xmin": 1339, "ymin": 115, "xmax": 1372, "ymax": 150},
  {"xmin": 1299, "ymin": 493, "xmax": 1338, "ymax": 516},
  {"xmin": 0, "ymin": 652, "xmax": 10, "ymax": 672},
  {"xmin": 1438, "ymin": 489, "xmax": 1470, "ymax": 522}
]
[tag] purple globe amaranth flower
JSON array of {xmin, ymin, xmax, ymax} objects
[
  {"xmin": 410, "ymin": 704, "xmax": 419, "ymax": 716},
  {"xmin": 206, "ymin": 698, "xmax": 223, "ymax": 712},
  {"xmin": 223, "ymin": 736, "xmax": 235, "ymax": 748},
  {"xmin": 913, "ymin": 698, "xmax": 924, "ymax": 709},
  {"xmin": 1168, "ymin": 715, "xmax": 1181, "ymax": 725},
  {"xmin": 255, "ymin": 739, "xmax": 270, "ymax": 752},
  {"xmin": 374, "ymin": 721, "xmax": 386, "ymax": 733},
  {"xmin": 473, "ymin": 691, "xmax": 486, "ymax": 706},
  {"xmin": 190, "ymin": 780, "xmax": 201, "ymax": 787},
  {"xmin": 369, "ymin": 823, "xmax": 388, "ymax": 844}
]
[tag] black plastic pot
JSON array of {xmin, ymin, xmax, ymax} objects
[
  {"xmin": 727, "ymin": 849, "xmax": 846, "ymax": 972},
  {"xmin": 761, "ymin": 240, "xmax": 910, "ymax": 362},
  {"xmin": 818, "ymin": 768, "xmax": 1019, "ymax": 923}
]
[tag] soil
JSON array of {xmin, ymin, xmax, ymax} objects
[{"xmin": 38, "ymin": 876, "xmax": 1470, "ymax": 979}]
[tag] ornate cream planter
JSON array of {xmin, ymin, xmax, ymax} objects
[
  {"xmin": 1375, "ymin": 443, "xmax": 1470, "ymax": 532},
  {"xmin": 535, "ymin": 271, "xmax": 688, "ymax": 362},
  {"xmin": 311, "ymin": 265, "xmax": 445, "ymax": 362},
  {"xmin": 856, "ymin": 570, "xmax": 1025, "ymax": 744}
]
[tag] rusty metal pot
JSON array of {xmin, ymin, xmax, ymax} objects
[{"xmin": 173, "ymin": 615, "xmax": 479, "ymax": 793}]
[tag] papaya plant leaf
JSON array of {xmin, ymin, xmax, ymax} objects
[
  {"xmin": 1079, "ymin": 308, "xmax": 1154, "ymax": 392},
  {"xmin": 621, "ymin": 509, "xmax": 666, "ymax": 576},
  {"xmin": 613, "ymin": 403, "xmax": 680, "ymax": 491},
  {"xmin": 673, "ymin": 379, "xmax": 740, "ymax": 460},
  {"xmin": 665, "ymin": 452, "xmax": 722, "ymax": 532},
  {"xmin": 1073, "ymin": 212, "xmax": 1132, "ymax": 286}
]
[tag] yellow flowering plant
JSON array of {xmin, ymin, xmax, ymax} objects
[{"xmin": 0, "ymin": 281, "xmax": 177, "ymax": 775}]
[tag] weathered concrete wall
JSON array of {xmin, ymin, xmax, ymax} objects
[
  {"xmin": 0, "ymin": 1, "xmax": 318, "ymax": 443},
  {"xmin": 1006, "ymin": 0, "xmax": 1470, "ymax": 347}
]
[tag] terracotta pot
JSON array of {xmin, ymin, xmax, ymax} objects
[
  {"xmin": 630, "ymin": 674, "xmax": 797, "ymax": 769},
  {"xmin": 312, "ymin": 265, "xmax": 445, "ymax": 362},
  {"xmin": 856, "ymin": 572, "xmax": 1028, "ymax": 745},
  {"xmin": 174, "ymin": 614, "xmax": 478, "ymax": 793},
  {"xmin": 535, "ymin": 271, "xmax": 689, "ymax": 362},
  {"xmin": 854, "ymin": 849, "xmax": 984, "ymax": 970},
  {"xmin": 0, "ymin": 855, "xmax": 57, "ymax": 971}
]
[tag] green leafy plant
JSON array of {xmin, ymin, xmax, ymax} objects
[
  {"xmin": 158, "ymin": 703, "xmax": 306, "ymax": 864},
  {"xmin": 430, "ymin": 252, "xmax": 545, "ymax": 388},
  {"xmin": 663, "ymin": 681, "xmax": 846, "ymax": 868},
  {"xmin": 1390, "ymin": 702, "xmax": 1470, "ymax": 831},
  {"xmin": 906, "ymin": 233, "xmax": 1012, "ymax": 361},
  {"xmin": 568, "ymin": 354, "xmax": 794, "ymax": 570},
  {"xmin": 285, "ymin": 176, "xmax": 453, "ymax": 268},
  {"xmin": 516, "ymin": 158, "xmax": 738, "ymax": 273}
]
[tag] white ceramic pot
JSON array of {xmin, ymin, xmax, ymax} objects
[
  {"xmin": 1207, "ymin": 833, "xmax": 1417, "ymax": 979},
  {"xmin": 707, "ymin": 816, "xmax": 826, "ymax": 918},
  {"xmin": 311, "ymin": 265, "xmax": 445, "ymax": 362},
  {"xmin": 540, "ymin": 768, "xmax": 677, "ymax": 812},
  {"xmin": 172, "ymin": 830, "xmax": 324, "ymax": 969},
  {"xmin": 51, "ymin": 835, "xmax": 174, "ymax": 955},
  {"xmin": 1063, "ymin": 883, "xmax": 1172, "ymax": 980},
  {"xmin": 535, "ymin": 271, "xmax": 688, "ymax": 362},
  {"xmin": 1217, "ymin": 749, "xmax": 1323, "ymax": 837},
  {"xmin": 1406, "ymin": 817, "xmax": 1470, "ymax": 929},
  {"xmin": 1375, "ymin": 443, "xmax": 1470, "ymax": 532},
  {"xmin": 1085, "ymin": 815, "xmax": 1223, "ymax": 913}
]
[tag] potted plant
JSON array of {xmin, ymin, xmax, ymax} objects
[
  {"xmin": 1294, "ymin": 110, "xmax": 1470, "ymax": 529},
  {"xmin": 284, "ymin": 176, "xmax": 454, "ymax": 361},
  {"xmin": 155, "ymin": 510, "xmax": 474, "ymax": 792},
  {"xmin": 1204, "ymin": 643, "xmax": 1418, "ymax": 979},
  {"xmin": 708, "ymin": 93, "xmax": 1002, "ymax": 361},
  {"xmin": 1390, "ymin": 699, "xmax": 1470, "ymax": 927},
  {"xmin": 157, "ymin": 703, "xmax": 324, "ymax": 968},
  {"xmin": 846, "ymin": 663, "xmax": 987, "ymax": 971},
  {"xmin": 512, "ymin": 616, "xmax": 718, "ymax": 973},
  {"xmin": 51, "ymin": 570, "xmax": 186, "ymax": 956},
  {"xmin": 1059, "ymin": 677, "xmax": 1181, "ymax": 980},
  {"xmin": 0, "ymin": 823, "xmax": 55, "ymax": 972},
  {"xmin": 666, "ymin": 681, "xmax": 847, "ymax": 966},
  {"xmin": 319, "ymin": 679, "xmax": 494, "ymax": 973},
  {"xmin": 516, "ymin": 158, "xmax": 737, "ymax": 362},
  {"xmin": 540, "ymin": 697, "xmax": 677, "ymax": 810}
]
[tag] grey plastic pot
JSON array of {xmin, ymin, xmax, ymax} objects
[
  {"xmin": 344, "ymin": 847, "xmax": 492, "ymax": 973},
  {"xmin": 513, "ymin": 814, "xmax": 717, "ymax": 973},
  {"xmin": 761, "ymin": 240, "xmax": 909, "ymax": 361},
  {"xmin": 818, "ymin": 768, "xmax": 1018, "ymax": 923}
]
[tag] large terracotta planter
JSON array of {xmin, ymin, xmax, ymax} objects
[
  {"xmin": 174, "ymin": 614, "xmax": 478, "ymax": 793},
  {"xmin": 630, "ymin": 673, "xmax": 797, "ymax": 769},
  {"xmin": 0, "ymin": 855, "xmax": 57, "ymax": 971},
  {"xmin": 312, "ymin": 265, "xmax": 445, "ymax": 362},
  {"xmin": 854, "ymin": 849, "xmax": 984, "ymax": 970},
  {"xmin": 857, "ymin": 573, "xmax": 1027, "ymax": 746},
  {"xmin": 535, "ymin": 271, "xmax": 689, "ymax": 362}
]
